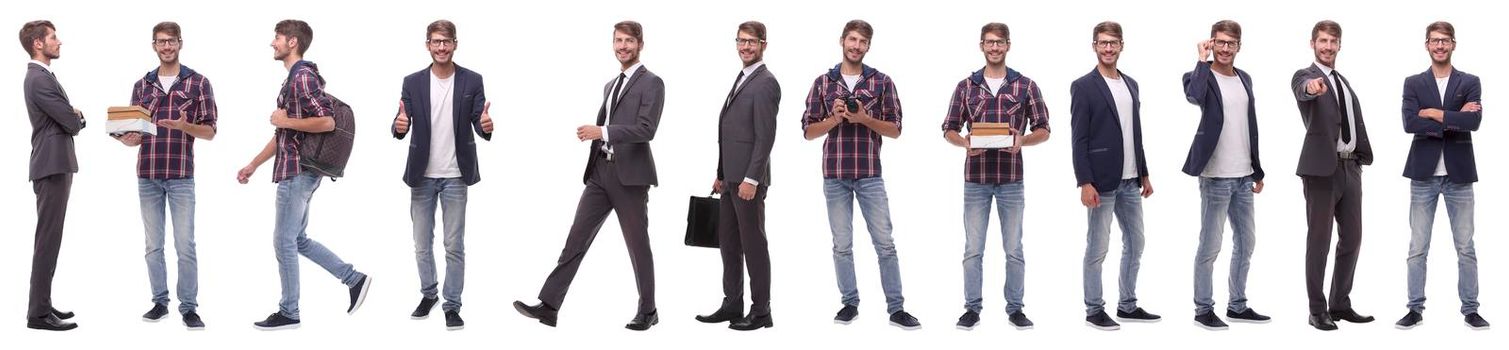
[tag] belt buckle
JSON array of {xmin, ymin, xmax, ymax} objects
[{"xmin": 1337, "ymin": 152, "xmax": 1355, "ymax": 160}]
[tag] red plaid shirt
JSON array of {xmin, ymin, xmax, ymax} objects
[
  {"xmin": 801, "ymin": 64, "xmax": 902, "ymax": 179},
  {"xmin": 272, "ymin": 61, "xmax": 332, "ymax": 183},
  {"xmin": 130, "ymin": 66, "xmax": 218, "ymax": 179},
  {"xmin": 941, "ymin": 68, "xmax": 1051, "ymax": 184}
]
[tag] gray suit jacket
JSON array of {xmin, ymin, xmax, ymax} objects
[
  {"xmin": 718, "ymin": 65, "xmax": 781, "ymax": 186},
  {"xmin": 25, "ymin": 63, "xmax": 83, "ymax": 181},
  {"xmin": 584, "ymin": 65, "xmax": 664, "ymax": 187},
  {"xmin": 1292, "ymin": 63, "xmax": 1372, "ymax": 177}
]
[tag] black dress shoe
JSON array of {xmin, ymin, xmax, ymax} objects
[
  {"xmin": 1309, "ymin": 313, "xmax": 1338, "ymax": 331},
  {"xmin": 626, "ymin": 310, "xmax": 658, "ymax": 331},
  {"xmin": 730, "ymin": 312, "xmax": 773, "ymax": 331},
  {"xmin": 695, "ymin": 302, "xmax": 744, "ymax": 324},
  {"xmin": 50, "ymin": 307, "xmax": 74, "ymax": 320},
  {"xmin": 1329, "ymin": 309, "xmax": 1375, "ymax": 323},
  {"xmin": 513, "ymin": 301, "xmax": 558, "ymax": 327},
  {"xmin": 27, "ymin": 314, "xmax": 77, "ymax": 331}
]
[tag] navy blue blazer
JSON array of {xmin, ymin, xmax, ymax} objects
[
  {"xmin": 392, "ymin": 64, "xmax": 492, "ymax": 187},
  {"xmin": 1402, "ymin": 68, "xmax": 1481, "ymax": 183},
  {"xmin": 1181, "ymin": 61, "xmax": 1264, "ymax": 181},
  {"xmin": 1070, "ymin": 68, "xmax": 1147, "ymax": 191}
]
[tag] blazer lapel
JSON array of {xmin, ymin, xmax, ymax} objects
[
  {"xmin": 611, "ymin": 65, "xmax": 647, "ymax": 115},
  {"xmin": 1442, "ymin": 69, "xmax": 1462, "ymax": 107},
  {"xmin": 728, "ymin": 65, "xmax": 767, "ymax": 108}
]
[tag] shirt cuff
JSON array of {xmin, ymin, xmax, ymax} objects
[
  {"xmin": 743, "ymin": 178, "xmax": 759, "ymax": 186},
  {"xmin": 601, "ymin": 125, "xmax": 610, "ymax": 143}
]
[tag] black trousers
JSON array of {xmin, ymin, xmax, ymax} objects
[
  {"xmin": 29, "ymin": 173, "xmax": 71, "ymax": 319},
  {"xmin": 1301, "ymin": 159, "xmax": 1363, "ymax": 315},
  {"xmin": 716, "ymin": 181, "xmax": 771, "ymax": 315},
  {"xmin": 538, "ymin": 159, "xmax": 656, "ymax": 314}
]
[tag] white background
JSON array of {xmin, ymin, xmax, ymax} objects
[{"xmin": 2, "ymin": 0, "xmax": 1500, "ymax": 348}]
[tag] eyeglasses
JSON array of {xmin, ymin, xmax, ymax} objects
[
  {"xmin": 734, "ymin": 38, "xmax": 765, "ymax": 47},
  {"xmin": 427, "ymin": 39, "xmax": 457, "ymax": 48},
  {"xmin": 1213, "ymin": 39, "xmax": 1240, "ymax": 49},
  {"xmin": 1094, "ymin": 39, "xmax": 1123, "ymax": 48},
  {"xmin": 152, "ymin": 38, "xmax": 181, "ymax": 47},
  {"xmin": 1427, "ymin": 38, "xmax": 1455, "ymax": 46},
  {"xmin": 981, "ymin": 39, "xmax": 1009, "ymax": 48}
]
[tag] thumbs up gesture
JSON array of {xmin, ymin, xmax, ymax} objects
[
  {"xmin": 394, "ymin": 100, "xmax": 410, "ymax": 134},
  {"xmin": 479, "ymin": 101, "xmax": 494, "ymax": 134}
]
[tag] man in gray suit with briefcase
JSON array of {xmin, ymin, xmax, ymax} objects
[{"xmin": 20, "ymin": 20, "xmax": 83, "ymax": 332}]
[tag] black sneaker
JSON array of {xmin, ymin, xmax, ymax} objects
[
  {"xmin": 1226, "ymin": 308, "xmax": 1271, "ymax": 323},
  {"xmin": 252, "ymin": 313, "xmax": 300, "ymax": 331},
  {"xmin": 183, "ymin": 312, "xmax": 205, "ymax": 330},
  {"xmin": 347, "ymin": 275, "xmax": 372, "ymax": 314},
  {"xmin": 1465, "ymin": 313, "xmax": 1490, "ymax": 330},
  {"xmin": 1116, "ymin": 307, "xmax": 1161, "ymax": 322},
  {"xmin": 1396, "ymin": 310, "xmax": 1423, "ymax": 330},
  {"xmin": 1008, "ymin": 311, "xmax": 1034, "ymax": 330},
  {"xmin": 888, "ymin": 311, "xmax": 921, "ymax": 330},
  {"xmin": 1194, "ymin": 311, "xmax": 1229, "ymax": 330},
  {"xmin": 956, "ymin": 310, "xmax": 980, "ymax": 330},
  {"xmin": 411, "ymin": 296, "xmax": 439, "ymax": 320},
  {"xmin": 445, "ymin": 310, "xmax": 465, "ymax": 331},
  {"xmin": 834, "ymin": 305, "xmax": 859, "ymax": 325},
  {"xmin": 142, "ymin": 303, "xmax": 169, "ymax": 322},
  {"xmin": 1086, "ymin": 310, "xmax": 1120, "ymax": 331}
]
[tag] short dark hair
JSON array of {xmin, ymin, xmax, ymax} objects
[
  {"xmin": 842, "ymin": 19, "xmax": 873, "ymax": 40},
  {"xmin": 614, "ymin": 21, "xmax": 643, "ymax": 42},
  {"xmin": 1426, "ymin": 21, "xmax": 1455, "ymax": 39},
  {"xmin": 153, "ymin": 21, "xmax": 181, "ymax": 39},
  {"xmin": 427, "ymin": 20, "xmax": 456, "ymax": 40},
  {"xmin": 980, "ymin": 22, "xmax": 1009, "ymax": 41},
  {"xmin": 738, "ymin": 21, "xmax": 767, "ymax": 41},
  {"xmin": 19, "ymin": 20, "xmax": 54, "ymax": 57},
  {"xmin": 274, "ymin": 19, "xmax": 313, "ymax": 55},
  {"xmin": 1210, "ymin": 20, "xmax": 1241, "ymax": 40},
  {"xmin": 1311, "ymin": 20, "xmax": 1341, "ymax": 41},
  {"xmin": 1093, "ymin": 21, "xmax": 1122, "ymax": 40}
]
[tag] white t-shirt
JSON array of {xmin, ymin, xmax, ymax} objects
[
  {"xmin": 985, "ymin": 77, "xmax": 1005, "ymax": 96},
  {"xmin": 158, "ymin": 75, "xmax": 177, "ymax": 92},
  {"xmin": 1434, "ymin": 76, "xmax": 1450, "ymax": 176},
  {"xmin": 1103, "ymin": 75, "xmax": 1138, "ymax": 179},
  {"xmin": 424, "ymin": 72, "xmax": 461, "ymax": 178},
  {"xmin": 1202, "ymin": 70, "xmax": 1255, "ymax": 178},
  {"xmin": 842, "ymin": 73, "xmax": 861, "ymax": 93}
]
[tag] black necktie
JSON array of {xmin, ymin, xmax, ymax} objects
[
  {"xmin": 723, "ymin": 71, "xmax": 746, "ymax": 111},
  {"xmin": 1331, "ymin": 71, "xmax": 1351, "ymax": 144},
  {"xmin": 600, "ymin": 73, "xmax": 626, "ymax": 127}
]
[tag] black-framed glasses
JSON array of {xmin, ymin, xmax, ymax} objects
[
  {"xmin": 427, "ymin": 39, "xmax": 457, "ymax": 47},
  {"xmin": 1094, "ymin": 39, "xmax": 1123, "ymax": 48},
  {"xmin": 152, "ymin": 38, "xmax": 181, "ymax": 47},
  {"xmin": 1427, "ymin": 38, "xmax": 1455, "ymax": 46},
  {"xmin": 735, "ymin": 38, "xmax": 765, "ymax": 47},
  {"xmin": 1214, "ymin": 39, "xmax": 1240, "ymax": 49},
  {"xmin": 981, "ymin": 39, "xmax": 1009, "ymax": 48}
]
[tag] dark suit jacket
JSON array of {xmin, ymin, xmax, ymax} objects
[
  {"xmin": 1401, "ymin": 68, "xmax": 1480, "ymax": 183},
  {"xmin": 1070, "ymin": 68, "xmax": 1147, "ymax": 191},
  {"xmin": 585, "ymin": 65, "xmax": 664, "ymax": 187},
  {"xmin": 392, "ymin": 64, "xmax": 491, "ymax": 187},
  {"xmin": 1292, "ymin": 63, "xmax": 1373, "ymax": 176},
  {"xmin": 25, "ymin": 63, "xmax": 82, "ymax": 181},
  {"xmin": 717, "ymin": 65, "xmax": 781, "ymax": 186},
  {"xmin": 1181, "ymin": 61, "xmax": 1265, "ymax": 180}
]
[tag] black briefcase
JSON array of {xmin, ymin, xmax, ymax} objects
[{"xmin": 684, "ymin": 193, "xmax": 719, "ymax": 248}]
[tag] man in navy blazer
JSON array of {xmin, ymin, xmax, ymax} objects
[
  {"xmin": 1181, "ymin": 20, "xmax": 1271, "ymax": 330},
  {"xmin": 391, "ymin": 20, "xmax": 493, "ymax": 331},
  {"xmin": 1395, "ymin": 21, "xmax": 1488, "ymax": 331},
  {"xmin": 1069, "ymin": 21, "xmax": 1158, "ymax": 332}
]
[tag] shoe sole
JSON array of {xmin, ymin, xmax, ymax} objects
[
  {"xmin": 955, "ymin": 323, "xmax": 977, "ymax": 331},
  {"xmin": 1116, "ymin": 317, "xmax": 1161, "ymax": 323},
  {"xmin": 1465, "ymin": 322, "xmax": 1488, "ymax": 330},
  {"xmin": 411, "ymin": 315, "xmax": 429, "ymax": 320},
  {"xmin": 1396, "ymin": 320, "xmax": 1422, "ymax": 330},
  {"xmin": 1085, "ymin": 322, "xmax": 1120, "ymax": 331},
  {"xmin": 1227, "ymin": 317, "xmax": 1272, "ymax": 324},
  {"xmin": 348, "ymin": 277, "xmax": 373, "ymax": 315},
  {"xmin": 447, "ymin": 325, "xmax": 465, "ymax": 331},
  {"xmin": 186, "ymin": 325, "xmax": 205, "ymax": 331},
  {"xmin": 889, "ymin": 322, "xmax": 921, "ymax": 330},
  {"xmin": 143, "ymin": 315, "xmax": 167, "ymax": 323},
  {"xmin": 834, "ymin": 316, "xmax": 856, "ymax": 325},
  {"xmin": 1011, "ymin": 324, "xmax": 1033, "ymax": 330},
  {"xmin": 1193, "ymin": 320, "xmax": 1229, "ymax": 330},
  {"xmin": 253, "ymin": 323, "xmax": 300, "ymax": 331}
]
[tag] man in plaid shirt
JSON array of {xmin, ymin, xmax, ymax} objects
[
  {"xmin": 236, "ymin": 20, "xmax": 370, "ymax": 331},
  {"xmin": 801, "ymin": 19, "xmax": 920, "ymax": 330},
  {"xmin": 941, "ymin": 22, "xmax": 1052, "ymax": 331},
  {"xmin": 112, "ymin": 22, "xmax": 217, "ymax": 330}
]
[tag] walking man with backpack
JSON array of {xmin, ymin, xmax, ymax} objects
[{"xmin": 236, "ymin": 19, "xmax": 371, "ymax": 331}]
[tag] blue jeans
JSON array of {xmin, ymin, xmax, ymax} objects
[
  {"xmin": 412, "ymin": 178, "xmax": 467, "ymax": 312},
  {"xmin": 1407, "ymin": 176, "xmax": 1479, "ymax": 314},
  {"xmin": 824, "ymin": 177, "xmax": 905, "ymax": 314},
  {"xmin": 1193, "ymin": 176, "xmax": 1256, "ymax": 314},
  {"xmin": 139, "ymin": 178, "xmax": 198, "ymax": 314},
  {"xmin": 962, "ymin": 182, "xmax": 1025, "ymax": 314},
  {"xmin": 274, "ymin": 172, "xmax": 365, "ymax": 319},
  {"xmin": 1083, "ymin": 179, "xmax": 1144, "ymax": 315}
]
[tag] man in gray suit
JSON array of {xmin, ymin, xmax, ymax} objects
[
  {"xmin": 514, "ymin": 20, "xmax": 664, "ymax": 331},
  {"xmin": 20, "ymin": 20, "xmax": 82, "ymax": 331},
  {"xmin": 695, "ymin": 20, "xmax": 780, "ymax": 331},
  {"xmin": 1291, "ymin": 20, "xmax": 1375, "ymax": 331}
]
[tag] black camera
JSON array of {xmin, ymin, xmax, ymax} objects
[{"xmin": 843, "ymin": 96, "xmax": 860, "ymax": 112}]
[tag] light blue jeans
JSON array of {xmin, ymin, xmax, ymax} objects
[
  {"xmin": 139, "ymin": 178, "xmax": 197, "ymax": 314},
  {"xmin": 275, "ymin": 172, "xmax": 365, "ymax": 319},
  {"xmin": 1407, "ymin": 176, "xmax": 1478, "ymax": 314},
  {"xmin": 1193, "ymin": 176, "xmax": 1256, "ymax": 314},
  {"xmin": 962, "ymin": 182, "xmax": 1025, "ymax": 314},
  {"xmin": 824, "ymin": 177, "xmax": 905, "ymax": 314},
  {"xmin": 1083, "ymin": 179, "xmax": 1144, "ymax": 315},
  {"xmin": 412, "ymin": 177, "xmax": 467, "ymax": 312}
]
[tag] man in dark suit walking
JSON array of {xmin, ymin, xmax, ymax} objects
[
  {"xmin": 514, "ymin": 20, "xmax": 664, "ymax": 331},
  {"xmin": 1291, "ymin": 20, "xmax": 1375, "ymax": 331},
  {"xmin": 20, "ymin": 20, "xmax": 82, "ymax": 332},
  {"xmin": 694, "ymin": 21, "xmax": 780, "ymax": 331}
]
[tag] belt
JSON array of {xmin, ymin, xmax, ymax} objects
[{"xmin": 1337, "ymin": 152, "xmax": 1356, "ymax": 160}]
